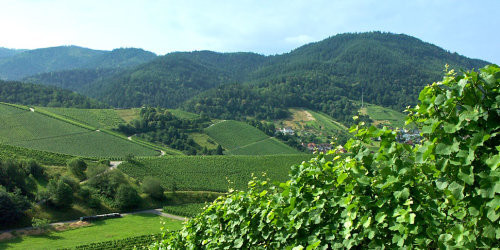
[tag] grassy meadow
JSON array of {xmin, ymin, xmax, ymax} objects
[{"xmin": 0, "ymin": 214, "xmax": 182, "ymax": 250}]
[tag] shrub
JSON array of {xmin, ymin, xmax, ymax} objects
[
  {"xmin": 67, "ymin": 158, "xmax": 87, "ymax": 181},
  {"xmin": 141, "ymin": 176, "xmax": 164, "ymax": 200},
  {"xmin": 48, "ymin": 179, "xmax": 74, "ymax": 208},
  {"xmin": 115, "ymin": 184, "xmax": 140, "ymax": 209}
]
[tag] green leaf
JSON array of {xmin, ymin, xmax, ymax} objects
[
  {"xmin": 435, "ymin": 143, "xmax": 452, "ymax": 155},
  {"xmin": 436, "ymin": 179, "xmax": 448, "ymax": 190},
  {"xmin": 375, "ymin": 212, "xmax": 387, "ymax": 223},
  {"xmin": 486, "ymin": 153, "xmax": 500, "ymax": 170},
  {"xmin": 458, "ymin": 165, "xmax": 474, "ymax": 185},
  {"xmin": 448, "ymin": 181, "xmax": 464, "ymax": 200},
  {"xmin": 487, "ymin": 207, "xmax": 499, "ymax": 222},
  {"xmin": 337, "ymin": 172, "xmax": 348, "ymax": 185}
]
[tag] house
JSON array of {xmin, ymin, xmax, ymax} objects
[{"xmin": 277, "ymin": 127, "xmax": 295, "ymax": 135}]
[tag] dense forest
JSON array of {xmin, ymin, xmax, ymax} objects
[{"xmin": 0, "ymin": 80, "xmax": 105, "ymax": 108}]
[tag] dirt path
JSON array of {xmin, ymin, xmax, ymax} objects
[{"xmin": 109, "ymin": 161, "xmax": 122, "ymax": 170}]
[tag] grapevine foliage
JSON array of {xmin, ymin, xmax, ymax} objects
[{"xmin": 152, "ymin": 65, "xmax": 499, "ymax": 249}]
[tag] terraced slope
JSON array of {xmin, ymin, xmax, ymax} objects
[{"xmin": 0, "ymin": 103, "xmax": 158, "ymax": 158}]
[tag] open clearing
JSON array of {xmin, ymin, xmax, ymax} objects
[{"xmin": 0, "ymin": 214, "xmax": 182, "ymax": 250}]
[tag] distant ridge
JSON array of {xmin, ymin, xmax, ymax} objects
[{"xmin": 0, "ymin": 46, "xmax": 156, "ymax": 80}]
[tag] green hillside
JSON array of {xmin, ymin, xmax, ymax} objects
[
  {"xmin": 0, "ymin": 103, "xmax": 158, "ymax": 158},
  {"xmin": 119, "ymin": 154, "xmax": 314, "ymax": 192}
]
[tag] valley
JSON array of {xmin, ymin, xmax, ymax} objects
[{"xmin": 0, "ymin": 31, "xmax": 496, "ymax": 249}]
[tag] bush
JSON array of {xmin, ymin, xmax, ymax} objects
[
  {"xmin": 48, "ymin": 179, "xmax": 74, "ymax": 208},
  {"xmin": 141, "ymin": 176, "xmax": 164, "ymax": 200},
  {"xmin": 67, "ymin": 158, "xmax": 87, "ymax": 181},
  {"xmin": 22, "ymin": 160, "xmax": 44, "ymax": 179},
  {"xmin": 153, "ymin": 65, "xmax": 500, "ymax": 249},
  {"xmin": 32, "ymin": 217, "xmax": 51, "ymax": 231},
  {"xmin": 115, "ymin": 184, "xmax": 140, "ymax": 209}
]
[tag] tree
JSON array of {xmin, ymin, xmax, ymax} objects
[
  {"xmin": 141, "ymin": 176, "xmax": 164, "ymax": 200},
  {"xmin": 67, "ymin": 158, "xmax": 87, "ymax": 181},
  {"xmin": 115, "ymin": 184, "xmax": 140, "ymax": 209},
  {"xmin": 216, "ymin": 145, "xmax": 223, "ymax": 155},
  {"xmin": 48, "ymin": 180, "xmax": 74, "ymax": 208},
  {"xmin": 152, "ymin": 65, "xmax": 500, "ymax": 249},
  {"xmin": 0, "ymin": 189, "xmax": 23, "ymax": 224}
]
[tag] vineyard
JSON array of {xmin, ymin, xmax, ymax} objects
[
  {"xmin": 226, "ymin": 137, "xmax": 299, "ymax": 155},
  {"xmin": 119, "ymin": 154, "xmax": 315, "ymax": 192},
  {"xmin": 69, "ymin": 234, "xmax": 162, "ymax": 250},
  {"xmin": 163, "ymin": 203, "xmax": 207, "ymax": 218},
  {"xmin": 0, "ymin": 143, "xmax": 72, "ymax": 165},
  {"xmin": 205, "ymin": 120, "xmax": 297, "ymax": 155},
  {"xmin": 205, "ymin": 120, "xmax": 268, "ymax": 150},
  {"xmin": 39, "ymin": 107, "xmax": 126, "ymax": 129},
  {"xmin": 0, "ymin": 103, "xmax": 159, "ymax": 158}
]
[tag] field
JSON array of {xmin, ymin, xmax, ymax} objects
[
  {"xmin": 0, "ymin": 214, "xmax": 182, "ymax": 250},
  {"xmin": 0, "ymin": 103, "xmax": 159, "ymax": 158},
  {"xmin": 226, "ymin": 137, "xmax": 299, "ymax": 155},
  {"xmin": 360, "ymin": 103, "xmax": 406, "ymax": 128},
  {"xmin": 205, "ymin": 120, "xmax": 297, "ymax": 155},
  {"xmin": 38, "ymin": 107, "xmax": 125, "ymax": 129},
  {"xmin": 119, "ymin": 154, "xmax": 317, "ymax": 192}
]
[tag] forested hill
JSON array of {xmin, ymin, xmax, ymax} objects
[
  {"xmin": 0, "ymin": 80, "xmax": 106, "ymax": 108},
  {"xmin": 183, "ymin": 32, "xmax": 489, "ymax": 123},
  {"xmin": 76, "ymin": 32, "xmax": 488, "ymax": 124},
  {"xmin": 0, "ymin": 46, "xmax": 156, "ymax": 80},
  {"xmin": 80, "ymin": 51, "xmax": 267, "ymax": 108}
]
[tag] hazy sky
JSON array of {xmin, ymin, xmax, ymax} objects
[{"xmin": 0, "ymin": 0, "xmax": 498, "ymax": 63}]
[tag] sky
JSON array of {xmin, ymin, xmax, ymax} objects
[{"xmin": 0, "ymin": 0, "xmax": 498, "ymax": 64}]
